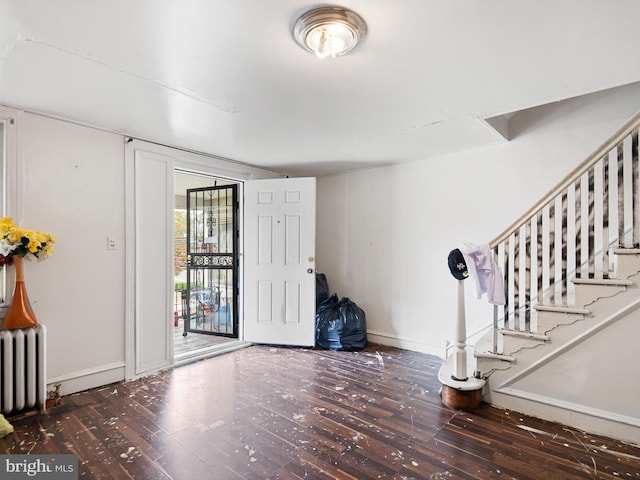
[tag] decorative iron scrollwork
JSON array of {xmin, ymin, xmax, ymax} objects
[{"xmin": 188, "ymin": 254, "xmax": 233, "ymax": 267}]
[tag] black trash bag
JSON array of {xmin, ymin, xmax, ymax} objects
[
  {"xmin": 315, "ymin": 294, "xmax": 343, "ymax": 350},
  {"xmin": 338, "ymin": 297, "xmax": 367, "ymax": 351},
  {"xmin": 315, "ymin": 295, "xmax": 367, "ymax": 351},
  {"xmin": 316, "ymin": 273, "xmax": 330, "ymax": 310}
]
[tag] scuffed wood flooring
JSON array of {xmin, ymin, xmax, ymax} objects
[{"xmin": 1, "ymin": 344, "xmax": 639, "ymax": 479}]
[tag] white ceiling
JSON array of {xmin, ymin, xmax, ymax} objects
[{"xmin": 1, "ymin": 1, "xmax": 640, "ymax": 177}]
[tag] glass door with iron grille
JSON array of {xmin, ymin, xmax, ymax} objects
[{"xmin": 183, "ymin": 184, "xmax": 238, "ymax": 337}]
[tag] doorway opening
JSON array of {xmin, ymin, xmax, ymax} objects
[{"xmin": 173, "ymin": 171, "xmax": 240, "ymax": 361}]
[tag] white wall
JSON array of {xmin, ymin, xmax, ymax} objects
[
  {"xmin": 316, "ymin": 82, "xmax": 640, "ymax": 357},
  {"xmin": 18, "ymin": 112, "xmax": 127, "ymax": 391}
]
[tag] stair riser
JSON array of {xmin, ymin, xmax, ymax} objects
[
  {"xmin": 498, "ymin": 335, "xmax": 547, "ymax": 358},
  {"xmin": 613, "ymin": 253, "xmax": 640, "ymax": 278},
  {"xmin": 535, "ymin": 311, "xmax": 585, "ymax": 333},
  {"xmin": 475, "ymin": 354, "xmax": 515, "ymax": 374},
  {"xmin": 573, "ymin": 283, "xmax": 629, "ymax": 307}
]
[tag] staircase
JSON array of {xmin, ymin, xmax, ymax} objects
[{"xmin": 473, "ymin": 112, "xmax": 640, "ymax": 444}]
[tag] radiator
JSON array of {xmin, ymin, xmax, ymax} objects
[{"xmin": 0, "ymin": 325, "xmax": 47, "ymax": 414}]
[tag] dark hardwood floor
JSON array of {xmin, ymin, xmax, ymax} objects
[{"xmin": 1, "ymin": 344, "xmax": 639, "ymax": 479}]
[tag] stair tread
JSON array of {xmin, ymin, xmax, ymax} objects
[
  {"xmin": 612, "ymin": 248, "xmax": 640, "ymax": 255},
  {"xmin": 474, "ymin": 351, "xmax": 516, "ymax": 363},
  {"xmin": 499, "ymin": 329, "xmax": 549, "ymax": 341},
  {"xmin": 572, "ymin": 277, "xmax": 633, "ymax": 286},
  {"xmin": 534, "ymin": 304, "xmax": 590, "ymax": 314}
]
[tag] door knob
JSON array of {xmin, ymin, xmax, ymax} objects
[{"xmin": 307, "ymin": 268, "xmax": 313, "ymax": 274}]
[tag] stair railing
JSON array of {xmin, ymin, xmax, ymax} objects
[{"xmin": 487, "ymin": 111, "xmax": 640, "ymax": 355}]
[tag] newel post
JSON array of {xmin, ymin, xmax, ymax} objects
[{"xmin": 438, "ymin": 248, "xmax": 485, "ymax": 412}]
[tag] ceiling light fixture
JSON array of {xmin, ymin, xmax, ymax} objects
[{"xmin": 293, "ymin": 6, "xmax": 367, "ymax": 59}]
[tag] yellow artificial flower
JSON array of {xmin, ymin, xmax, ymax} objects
[
  {"xmin": 0, "ymin": 217, "xmax": 56, "ymax": 266},
  {"xmin": 0, "ymin": 217, "xmax": 12, "ymax": 236},
  {"xmin": 7, "ymin": 226, "xmax": 23, "ymax": 243},
  {"xmin": 27, "ymin": 240, "xmax": 39, "ymax": 253}
]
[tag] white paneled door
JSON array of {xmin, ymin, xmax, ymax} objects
[
  {"xmin": 244, "ymin": 178, "xmax": 316, "ymax": 346},
  {"xmin": 128, "ymin": 147, "xmax": 174, "ymax": 378}
]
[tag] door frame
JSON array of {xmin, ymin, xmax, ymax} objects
[
  {"xmin": 183, "ymin": 183, "xmax": 239, "ymax": 338},
  {"xmin": 124, "ymin": 139, "xmax": 281, "ymax": 381}
]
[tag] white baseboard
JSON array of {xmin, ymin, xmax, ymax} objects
[
  {"xmin": 490, "ymin": 387, "xmax": 640, "ymax": 445},
  {"xmin": 366, "ymin": 329, "xmax": 447, "ymax": 358},
  {"xmin": 46, "ymin": 342, "xmax": 253, "ymax": 398},
  {"xmin": 497, "ymin": 386, "xmax": 640, "ymax": 428},
  {"xmin": 47, "ymin": 362, "xmax": 125, "ymax": 397}
]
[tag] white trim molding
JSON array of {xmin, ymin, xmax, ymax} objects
[
  {"xmin": 366, "ymin": 329, "xmax": 447, "ymax": 358},
  {"xmin": 48, "ymin": 362, "xmax": 126, "ymax": 397}
]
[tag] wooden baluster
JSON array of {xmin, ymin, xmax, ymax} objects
[
  {"xmin": 617, "ymin": 142, "xmax": 625, "ymax": 247},
  {"xmin": 574, "ymin": 177, "xmax": 582, "ymax": 279},
  {"xmin": 587, "ymin": 168, "xmax": 596, "ymax": 277},
  {"xmin": 513, "ymin": 229, "xmax": 520, "ymax": 330},
  {"xmin": 536, "ymin": 212, "xmax": 543, "ymax": 305},
  {"xmin": 560, "ymin": 191, "xmax": 568, "ymax": 304},
  {"xmin": 548, "ymin": 201, "xmax": 556, "ymax": 304},
  {"xmin": 524, "ymin": 221, "xmax": 531, "ymax": 331},
  {"xmin": 602, "ymin": 155, "xmax": 610, "ymax": 278},
  {"xmin": 633, "ymin": 130, "xmax": 639, "ymax": 247}
]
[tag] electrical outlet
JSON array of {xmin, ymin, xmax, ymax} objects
[{"xmin": 107, "ymin": 236, "xmax": 117, "ymax": 250}]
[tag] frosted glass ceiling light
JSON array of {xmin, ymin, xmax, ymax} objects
[{"xmin": 293, "ymin": 6, "xmax": 367, "ymax": 59}]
